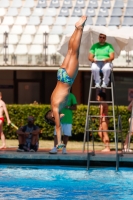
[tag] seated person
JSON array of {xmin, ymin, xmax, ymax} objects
[
  {"xmin": 16, "ymin": 116, "xmax": 40, "ymax": 152},
  {"xmin": 88, "ymin": 33, "xmax": 114, "ymax": 88},
  {"xmin": 123, "ymin": 100, "xmax": 133, "ymax": 152}
]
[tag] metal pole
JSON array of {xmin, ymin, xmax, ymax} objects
[
  {"xmin": 83, "ymin": 73, "xmax": 93, "ymax": 152},
  {"xmin": 128, "ymin": 105, "xmax": 133, "ymax": 150},
  {"xmin": 3, "ymin": 32, "xmax": 8, "ymax": 65},
  {"xmin": 43, "ymin": 32, "xmax": 48, "ymax": 66}
]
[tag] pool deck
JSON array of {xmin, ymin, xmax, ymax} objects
[{"xmin": 0, "ymin": 148, "xmax": 133, "ymax": 167}]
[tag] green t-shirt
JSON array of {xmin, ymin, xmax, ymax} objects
[
  {"xmin": 60, "ymin": 93, "xmax": 77, "ymax": 124},
  {"xmin": 89, "ymin": 42, "xmax": 114, "ymax": 60}
]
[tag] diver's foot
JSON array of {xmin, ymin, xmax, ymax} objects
[
  {"xmin": 75, "ymin": 16, "xmax": 87, "ymax": 30},
  {"xmin": 57, "ymin": 144, "xmax": 65, "ymax": 149},
  {"xmin": 0, "ymin": 145, "xmax": 6, "ymax": 150},
  {"xmin": 101, "ymin": 147, "xmax": 110, "ymax": 152}
]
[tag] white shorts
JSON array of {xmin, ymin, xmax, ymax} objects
[{"xmin": 54, "ymin": 124, "xmax": 72, "ymax": 136}]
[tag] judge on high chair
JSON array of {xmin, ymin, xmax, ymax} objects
[{"xmin": 88, "ymin": 33, "xmax": 115, "ymax": 89}]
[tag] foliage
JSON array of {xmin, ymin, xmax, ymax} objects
[{"xmin": 3, "ymin": 105, "xmax": 131, "ymax": 141}]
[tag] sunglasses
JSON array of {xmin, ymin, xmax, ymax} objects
[{"xmin": 99, "ymin": 36, "xmax": 106, "ymax": 39}]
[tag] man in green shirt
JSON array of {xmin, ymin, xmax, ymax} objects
[
  {"xmin": 88, "ymin": 33, "xmax": 115, "ymax": 88},
  {"xmin": 49, "ymin": 93, "xmax": 77, "ymax": 154}
]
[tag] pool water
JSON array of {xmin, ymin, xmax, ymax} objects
[{"xmin": 0, "ymin": 165, "xmax": 133, "ymax": 200}]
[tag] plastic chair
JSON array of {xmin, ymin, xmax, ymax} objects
[
  {"xmin": 50, "ymin": 25, "xmax": 63, "ymax": 35},
  {"xmin": 114, "ymin": 0, "xmax": 124, "ymax": 8},
  {"xmin": 29, "ymin": 45, "xmax": 43, "ymax": 55},
  {"xmin": 0, "ymin": 0, "xmax": 9, "ymax": 8},
  {"xmin": 85, "ymin": 17, "xmax": 93, "ymax": 25},
  {"xmin": 98, "ymin": 7, "xmax": 109, "ymax": 17},
  {"xmin": 37, "ymin": 25, "xmax": 50, "ymax": 34},
  {"xmin": 36, "ymin": 0, "xmax": 47, "ymax": 8},
  {"xmin": 64, "ymin": 26, "xmax": 75, "ymax": 34},
  {"xmin": 67, "ymin": 17, "xmax": 79, "ymax": 25},
  {"xmin": 10, "ymin": 25, "xmax": 23, "ymax": 34},
  {"xmin": 24, "ymin": 0, "xmax": 34, "ymax": 8},
  {"xmin": 48, "ymin": 35, "xmax": 60, "ymax": 45},
  {"xmin": 11, "ymin": 0, "xmax": 22, "ymax": 8},
  {"xmin": 87, "ymin": 0, "xmax": 98, "ymax": 8},
  {"xmin": 32, "ymin": 8, "xmax": 44, "ymax": 16},
  {"xmin": 54, "ymin": 17, "xmax": 67, "ymax": 25},
  {"xmin": 28, "ymin": 16, "xmax": 40, "ymax": 25},
  {"xmin": 122, "ymin": 17, "xmax": 133, "ymax": 26},
  {"xmin": 6, "ymin": 8, "xmax": 18, "ymax": 16},
  {"xmin": 8, "ymin": 35, "xmax": 19, "ymax": 44},
  {"xmin": 19, "ymin": 35, "xmax": 32, "ymax": 44},
  {"xmin": 15, "ymin": 45, "xmax": 28, "ymax": 54},
  {"xmin": 127, "ymin": 0, "xmax": 133, "ymax": 8},
  {"xmin": 0, "ymin": 8, "xmax": 6, "ymax": 16},
  {"xmin": 86, "ymin": 7, "xmax": 95, "ymax": 17},
  {"xmin": 45, "ymin": 8, "xmax": 56, "ymax": 16},
  {"xmin": 101, "ymin": 0, "xmax": 111, "ymax": 8},
  {"xmin": 24, "ymin": 25, "xmax": 36, "ymax": 34},
  {"xmin": 59, "ymin": 7, "xmax": 69, "ymax": 17},
  {"xmin": 47, "ymin": 45, "xmax": 56, "ymax": 55},
  {"xmin": 41, "ymin": 17, "xmax": 54, "ymax": 25},
  {"xmin": 0, "ymin": 25, "xmax": 9, "ymax": 33},
  {"xmin": 108, "ymin": 17, "xmax": 120, "ymax": 26},
  {"xmin": 15, "ymin": 16, "xmax": 27, "ymax": 25},
  {"xmin": 19, "ymin": 8, "xmax": 31, "ymax": 16},
  {"xmin": 75, "ymin": 0, "xmax": 85, "ymax": 8},
  {"xmin": 62, "ymin": 0, "xmax": 72, "ymax": 8},
  {"xmin": 33, "ymin": 35, "xmax": 43, "ymax": 44},
  {"xmin": 111, "ymin": 8, "xmax": 122, "ymax": 17},
  {"xmin": 95, "ymin": 16, "xmax": 106, "ymax": 26},
  {"xmin": 2, "ymin": 16, "xmax": 14, "ymax": 25},
  {"xmin": 124, "ymin": 8, "xmax": 133, "ymax": 17},
  {"xmin": 72, "ymin": 7, "xmax": 82, "ymax": 17},
  {"xmin": 49, "ymin": 0, "xmax": 60, "ymax": 8}
]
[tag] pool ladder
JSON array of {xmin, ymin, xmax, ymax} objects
[{"xmin": 83, "ymin": 71, "xmax": 123, "ymax": 171}]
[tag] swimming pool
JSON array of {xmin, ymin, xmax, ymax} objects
[{"xmin": 0, "ymin": 165, "xmax": 132, "ymax": 200}]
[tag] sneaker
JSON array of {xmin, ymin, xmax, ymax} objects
[
  {"xmin": 95, "ymin": 83, "xmax": 101, "ymax": 88},
  {"xmin": 30, "ymin": 149, "xmax": 35, "ymax": 152},
  {"xmin": 101, "ymin": 82, "xmax": 107, "ymax": 88},
  {"xmin": 49, "ymin": 147, "xmax": 57, "ymax": 154},
  {"xmin": 17, "ymin": 148, "xmax": 24, "ymax": 152},
  {"xmin": 122, "ymin": 148, "xmax": 133, "ymax": 152},
  {"xmin": 57, "ymin": 144, "xmax": 65, "ymax": 149},
  {"xmin": 62, "ymin": 147, "xmax": 67, "ymax": 154}
]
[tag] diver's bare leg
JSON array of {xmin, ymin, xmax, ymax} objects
[
  {"xmin": 66, "ymin": 16, "xmax": 87, "ymax": 77},
  {"xmin": 61, "ymin": 29, "xmax": 78, "ymax": 67},
  {"xmin": 61, "ymin": 16, "xmax": 87, "ymax": 68}
]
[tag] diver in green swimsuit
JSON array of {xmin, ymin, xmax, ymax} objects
[{"xmin": 45, "ymin": 16, "xmax": 87, "ymax": 149}]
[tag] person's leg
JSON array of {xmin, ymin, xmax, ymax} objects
[
  {"xmin": 49, "ymin": 127, "xmax": 59, "ymax": 154},
  {"xmin": 0, "ymin": 121, "xmax": 6, "ymax": 149},
  {"xmin": 63, "ymin": 135, "xmax": 69, "ymax": 146},
  {"xmin": 62, "ymin": 124, "xmax": 72, "ymax": 154},
  {"xmin": 30, "ymin": 135, "xmax": 39, "ymax": 152},
  {"xmin": 62, "ymin": 16, "xmax": 87, "ymax": 78},
  {"xmin": 17, "ymin": 135, "xmax": 26, "ymax": 151},
  {"xmin": 91, "ymin": 63, "xmax": 101, "ymax": 87},
  {"xmin": 102, "ymin": 62, "xmax": 112, "ymax": 86},
  {"xmin": 124, "ymin": 118, "xmax": 133, "ymax": 151},
  {"xmin": 98, "ymin": 130, "xmax": 104, "ymax": 142},
  {"xmin": 101, "ymin": 120, "xmax": 110, "ymax": 152}
]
